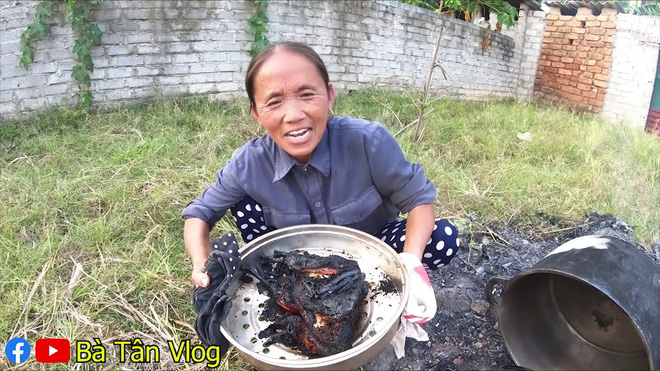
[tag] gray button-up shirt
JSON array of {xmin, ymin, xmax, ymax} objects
[{"xmin": 182, "ymin": 116, "xmax": 437, "ymax": 235}]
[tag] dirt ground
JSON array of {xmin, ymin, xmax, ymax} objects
[{"xmin": 363, "ymin": 213, "xmax": 660, "ymax": 371}]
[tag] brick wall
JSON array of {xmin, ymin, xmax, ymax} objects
[
  {"xmin": 1, "ymin": 0, "xmax": 253, "ymax": 118},
  {"xmin": 534, "ymin": 6, "xmax": 617, "ymax": 111},
  {"xmin": 647, "ymin": 110, "xmax": 660, "ymax": 135},
  {"xmin": 601, "ymin": 14, "xmax": 660, "ymax": 129},
  {"xmin": 500, "ymin": 7, "xmax": 546, "ymax": 100},
  {"xmin": 0, "ymin": 0, "xmax": 544, "ymax": 119}
]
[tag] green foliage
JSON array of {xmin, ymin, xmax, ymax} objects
[
  {"xmin": 631, "ymin": 3, "xmax": 660, "ymax": 16},
  {"xmin": 480, "ymin": 0, "xmax": 518, "ymax": 28},
  {"xmin": 19, "ymin": 0, "xmax": 54, "ymax": 67},
  {"xmin": 446, "ymin": 0, "xmax": 518, "ymax": 28},
  {"xmin": 401, "ymin": 0, "xmax": 439, "ymax": 10},
  {"xmin": 333, "ymin": 90, "xmax": 660, "ymax": 245},
  {"xmin": 19, "ymin": 0, "xmax": 103, "ymax": 107},
  {"xmin": 248, "ymin": 0, "xmax": 270, "ymax": 57},
  {"xmin": 401, "ymin": 0, "xmax": 519, "ymax": 28}
]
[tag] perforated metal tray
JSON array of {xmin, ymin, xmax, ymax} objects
[{"xmin": 220, "ymin": 225, "xmax": 409, "ymax": 371}]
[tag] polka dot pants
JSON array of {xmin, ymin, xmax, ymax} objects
[
  {"xmin": 230, "ymin": 197, "xmax": 459, "ymax": 270},
  {"xmin": 372, "ymin": 218, "xmax": 459, "ymax": 270}
]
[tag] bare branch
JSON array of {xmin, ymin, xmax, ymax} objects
[
  {"xmin": 437, "ymin": 62, "xmax": 455, "ymax": 82},
  {"xmin": 426, "ymin": 96, "xmax": 445, "ymax": 105},
  {"xmin": 414, "ymin": 25, "xmax": 445, "ymax": 142},
  {"xmin": 394, "ymin": 108, "xmax": 435, "ymax": 137},
  {"xmin": 370, "ymin": 95, "xmax": 404, "ymax": 128},
  {"xmin": 404, "ymin": 90, "xmax": 421, "ymax": 111}
]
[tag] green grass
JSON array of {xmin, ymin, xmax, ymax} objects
[
  {"xmin": 336, "ymin": 90, "xmax": 659, "ymax": 243},
  {"xmin": 1, "ymin": 90, "xmax": 658, "ymax": 369}
]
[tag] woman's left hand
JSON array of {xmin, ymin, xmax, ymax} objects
[
  {"xmin": 402, "ymin": 204, "xmax": 435, "ymax": 260},
  {"xmin": 398, "ymin": 252, "xmax": 437, "ymax": 323},
  {"xmin": 192, "ymin": 267, "xmax": 210, "ymax": 288}
]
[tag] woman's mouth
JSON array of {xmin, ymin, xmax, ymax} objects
[{"xmin": 285, "ymin": 128, "xmax": 311, "ymax": 143}]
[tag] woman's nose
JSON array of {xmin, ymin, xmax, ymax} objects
[{"xmin": 283, "ymin": 99, "xmax": 306, "ymax": 123}]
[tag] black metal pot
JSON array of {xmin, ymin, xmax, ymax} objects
[{"xmin": 485, "ymin": 235, "xmax": 660, "ymax": 370}]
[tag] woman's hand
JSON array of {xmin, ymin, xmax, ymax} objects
[
  {"xmin": 402, "ymin": 204, "xmax": 435, "ymax": 261},
  {"xmin": 192, "ymin": 267, "xmax": 210, "ymax": 288},
  {"xmin": 184, "ymin": 218, "xmax": 212, "ymax": 288}
]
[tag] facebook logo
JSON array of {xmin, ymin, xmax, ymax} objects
[{"xmin": 4, "ymin": 337, "xmax": 30, "ymax": 364}]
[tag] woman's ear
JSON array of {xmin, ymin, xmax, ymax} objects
[
  {"xmin": 327, "ymin": 83, "xmax": 336, "ymax": 110},
  {"xmin": 250, "ymin": 104, "xmax": 260, "ymax": 123}
]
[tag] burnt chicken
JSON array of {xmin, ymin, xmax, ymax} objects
[{"xmin": 243, "ymin": 250, "xmax": 368, "ymax": 357}]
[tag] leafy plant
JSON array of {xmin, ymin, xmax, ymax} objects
[
  {"xmin": 19, "ymin": 0, "xmax": 103, "ymax": 107},
  {"xmin": 19, "ymin": 0, "xmax": 54, "ymax": 68},
  {"xmin": 401, "ymin": 0, "xmax": 519, "ymax": 28},
  {"xmin": 445, "ymin": 0, "xmax": 518, "ymax": 28},
  {"xmin": 248, "ymin": 0, "xmax": 269, "ymax": 57},
  {"xmin": 401, "ymin": 0, "xmax": 440, "ymax": 11},
  {"xmin": 631, "ymin": 3, "xmax": 660, "ymax": 17},
  {"xmin": 481, "ymin": 0, "xmax": 518, "ymax": 27}
]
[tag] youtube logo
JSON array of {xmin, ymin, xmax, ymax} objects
[{"xmin": 35, "ymin": 338, "xmax": 70, "ymax": 363}]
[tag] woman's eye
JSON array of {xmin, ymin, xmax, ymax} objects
[
  {"xmin": 266, "ymin": 100, "xmax": 281, "ymax": 107},
  {"xmin": 301, "ymin": 92, "xmax": 314, "ymax": 98}
]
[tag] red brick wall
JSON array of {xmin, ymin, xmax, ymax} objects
[
  {"xmin": 647, "ymin": 109, "xmax": 660, "ymax": 135},
  {"xmin": 534, "ymin": 8, "xmax": 617, "ymax": 111}
]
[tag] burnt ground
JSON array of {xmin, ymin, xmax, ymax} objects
[{"xmin": 364, "ymin": 213, "xmax": 660, "ymax": 371}]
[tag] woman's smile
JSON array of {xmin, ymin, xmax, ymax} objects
[{"xmin": 285, "ymin": 127, "xmax": 312, "ymax": 143}]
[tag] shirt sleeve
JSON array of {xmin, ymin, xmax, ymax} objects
[
  {"xmin": 181, "ymin": 158, "xmax": 246, "ymax": 229},
  {"xmin": 365, "ymin": 123, "xmax": 437, "ymax": 213}
]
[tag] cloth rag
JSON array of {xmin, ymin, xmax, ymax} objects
[
  {"xmin": 390, "ymin": 252, "xmax": 437, "ymax": 358},
  {"xmin": 192, "ymin": 232, "xmax": 241, "ymax": 355}
]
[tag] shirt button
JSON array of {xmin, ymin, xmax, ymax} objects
[
  {"xmin": 302, "ymin": 166, "xmax": 308, "ymax": 173},
  {"xmin": 315, "ymin": 201, "xmax": 322, "ymax": 208}
]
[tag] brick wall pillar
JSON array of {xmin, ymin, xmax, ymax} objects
[{"xmin": 534, "ymin": 6, "xmax": 617, "ymax": 111}]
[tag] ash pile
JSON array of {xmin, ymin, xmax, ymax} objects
[{"xmin": 365, "ymin": 213, "xmax": 658, "ymax": 370}]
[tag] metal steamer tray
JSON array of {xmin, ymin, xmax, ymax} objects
[{"xmin": 220, "ymin": 224, "xmax": 410, "ymax": 371}]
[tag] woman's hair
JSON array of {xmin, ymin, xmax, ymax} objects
[{"xmin": 245, "ymin": 41, "xmax": 330, "ymax": 110}]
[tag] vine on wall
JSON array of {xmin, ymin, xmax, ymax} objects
[
  {"xmin": 248, "ymin": 0, "xmax": 269, "ymax": 57},
  {"xmin": 19, "ymin": 0, "xmax": 104, "ymax": 107}
]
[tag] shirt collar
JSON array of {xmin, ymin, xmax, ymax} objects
[{"xmin": 272, "ymin": 124, "xmax": 332, "ymax": 183}]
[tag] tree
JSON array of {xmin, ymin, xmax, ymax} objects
[{"xmin": 401, "ymin": 0, "xmax": 519, "ymax": 28}]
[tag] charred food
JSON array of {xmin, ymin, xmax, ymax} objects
[{"xmin": 243, "ymin": 250, "xmax": 369, "ymax": 357}]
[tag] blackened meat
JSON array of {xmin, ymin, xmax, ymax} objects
[{"xmin": 243, "ymin": 250, "xmax": 368, "ymax": 357}]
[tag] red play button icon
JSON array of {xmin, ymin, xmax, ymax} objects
[{"xmin": 35, "ymin": 338, "xmax": 70, "ymax": 363}]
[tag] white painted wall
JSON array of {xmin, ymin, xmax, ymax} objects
[
  {"xmin": 602, "ymin": 14, "xmax": 660, "ymax": 128},
  {"xmin": 0, "ymin": 0, "xmax": 547, "ymax": 118}
]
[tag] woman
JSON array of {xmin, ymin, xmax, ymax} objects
[{"xmin": 183, "ymin": 42, "xmax": 459, "ymax": 288}]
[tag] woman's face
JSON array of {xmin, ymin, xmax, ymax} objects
[{"xmin": 250, "ymin": 49, "xmax": 335, "ymax": 163}]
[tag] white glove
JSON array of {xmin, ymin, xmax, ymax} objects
[{"xmin": 390, "ymin": 252, "xmax": 437, "ymax": 358}]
